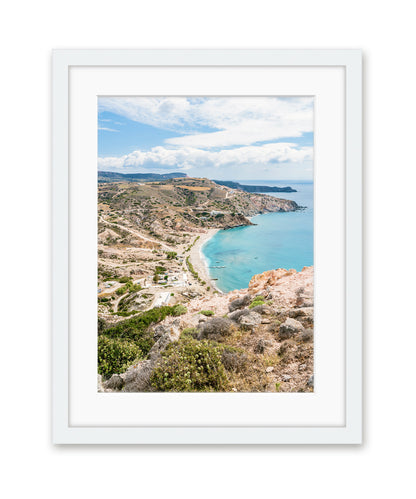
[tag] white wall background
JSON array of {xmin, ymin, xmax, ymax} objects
[{"xmin": 1, "ymin": 1, "xmax": 415, "ymax": 497}]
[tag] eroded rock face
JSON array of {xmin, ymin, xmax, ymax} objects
[
  {"xmin": 278, "ymin": 317, "xmax": 305, "ymax": 340},
  {"xmin": 148, "ymin": 321, "xmax": 181, "ymax": 361},
  {"xmin": 248, "ymin": 266, "xmax": 313, "ymax": 309},
  {"xmin": 249, "ymin": 268, "xmax": 296, "ymax": 294}
]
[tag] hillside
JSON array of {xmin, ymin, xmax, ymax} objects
[
  {"xmin": 213, "ymin": 179, "xmax": 297, "ymax": 193},
  {"xmin": 97, "ymin": 176, "xmax": 300, "ymax": 321},
  {"xmin": 98, "ymin": 171, "xmax": 188, "ymax": 183},
  {"xmin": 98, "ymin": 266, "xmax": 314, "ymax": 393}
]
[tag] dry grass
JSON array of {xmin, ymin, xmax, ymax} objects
[
  {"xmin": 98, "ymin": 203, "xmax": 110, "ymax": 211},
  {"xmin": 177, "ymin": 186, "xmax": 211, "ymax": 192}
]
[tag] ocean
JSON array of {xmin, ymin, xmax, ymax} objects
[{"xmin": 202, "ymin": 180, "xmax": 314, "ymax": 293}]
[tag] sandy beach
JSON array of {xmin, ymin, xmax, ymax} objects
[{"xmin": 188, "ymin": 228, "xmax": 221, "ymax": 291}]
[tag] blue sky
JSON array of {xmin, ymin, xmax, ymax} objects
[{"xmin": 98, "ymin": 97, "xmax": 313, "ymax": 181}]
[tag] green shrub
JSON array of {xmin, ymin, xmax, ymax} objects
[
  {"xmin": 150, "ymin": 338, "xmax": 228, "ymax": 392},
  {"xmin": 186, "ymin": 256, "xmax": 199, "ymax": 279},
  {"xmin": 116, "ymin": 281, "xmax": 142, "ymax": 295},
  {"xmin": 118, "ymin": 276, "xmax": 131, "ymax": 283},
  {"xmin": 200, "ymin": 310, "xmax": 214, "ymax": 316},
  {"xmin": 98, "ymin": 335, "xmax": 142, "ymax": 378},
  {"xmin": 103, "ymin": 306, "xmax": 181, "ymax": 355},
  {"xmin": 98, "ymin": 317, "xmax": 107, "ymax": 334},
  {"xmin": 172, "ymin": 304, "xmax": 187, "ymax": 316},
  {"xmin": 113, "ymin": 310, "xmax": 140, "ymax": 317},
  {"xmin": 181, "ymin": 327, "xmax": 198, "ymax": 339},
  {"xmin": 249, "ymin": 295, "xmax": 266, "ymax": 309}
]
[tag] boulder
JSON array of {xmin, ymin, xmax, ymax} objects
[
  {"xmin": 278, "ymin": 318, "xmax": 305, "ymax": 340},
  {"xmin": 300, "ymin": 328, "xmax": 314, "ymax": 342},
  {"xmin": 228, "ymin": 294, "xmax": 251, "ymax": 312},
  {"xmin": 288, "ymin": 307, "xmax": 314, "ymax": 319},
  {"xmin": 122, "ymin": 360, "xmax": 154, "ymax": 392},
  {"xmin": 250, "ymin": 304, "xmax": 272, "ymax": 315},
  {"xmin": 239, "ymin": 311, "xmax": 262, "ymax": 330},
  {"xmin": 197, "ymin": 317, "xmax": 234, "ymax": 340},
  {"xmin": 228, "ymin": 308, "xmax": 250, "ymax": 321},
  {"xmin": 104, "ymin": 373, "xmax": 124, "ymax": 390}
]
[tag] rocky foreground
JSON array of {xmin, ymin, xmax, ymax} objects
[{"xmin": 98, "ymin": 266, "xmax": 314, "ymax": 393}]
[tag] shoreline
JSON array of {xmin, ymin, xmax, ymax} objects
[{"xmin": 188, "ymin": 228, "xmax": 222, "ymax": 292}]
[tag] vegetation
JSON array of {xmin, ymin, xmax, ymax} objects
[
  {"xmin": 115, "ymin": 280, "xmax": 142, "ymax": 295},
  {"xmin": 98, "ymin": 336, "xmax": 142, "ymax": 378},
  {"xmin": 150, "ymin": 338, "xmax": 229, "ymax": 392},
  {"xmin": 98, "ymin": 305, "xmax": 188, "ymax": 378},
  {"xmin": 200, "ymin": 310, "xmax": 214, "ymax": 316},
  {"xmin": 186, "ymin": 256, "xmax": 201, "ymax": 282},
  {"xmin": 172, "ymin": 303, "xmax": 187, "ymax": 316},
  {"xmin": 117, "ymin": 276, "xmax": 131, "ymax": 283},
  {"xmin": 249, "ymin": 295, "xmax": 266, "ymax": 308}
]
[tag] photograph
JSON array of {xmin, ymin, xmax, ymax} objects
[{"xmin": 97, "ymin": 96, "xmax": 314, "ymax": 393}]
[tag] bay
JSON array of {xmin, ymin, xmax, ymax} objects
[{"xmin": 202, "ymin": 181, "xmax": 314, "ymax": 293}]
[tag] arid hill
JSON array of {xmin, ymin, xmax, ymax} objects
[{"xmin": 97, "ymin": 177, "xmax": 300, "ymax": 320}]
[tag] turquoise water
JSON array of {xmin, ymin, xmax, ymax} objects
[{"xmin": 202, "ymin": 181, "xmax": 314, "ymax": 292}]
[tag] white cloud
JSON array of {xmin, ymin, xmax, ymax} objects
[
  {"xmin": 98, "ymin": 127, "xmax": 120, "ymax": 132},
  {"xmin": 98, "ymin": 96, "xmax": 313, "ymax": 148},
  {"xmin": 98, "ymin": 142, "xmax": 313, "ymax": 171}
]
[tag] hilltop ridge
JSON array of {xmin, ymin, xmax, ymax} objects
[{"xmin": 98, "ymin": 171, "xmax": 188, "ymax": 182}]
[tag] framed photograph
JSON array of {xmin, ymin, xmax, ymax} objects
[{"xmin": 53, "ymin": 49, "xmax": 362, "ymax": 444}]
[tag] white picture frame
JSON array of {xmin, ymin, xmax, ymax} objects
[{"xmin": 52, "ymin": 49, "xmax": 362, "ymax": 444}]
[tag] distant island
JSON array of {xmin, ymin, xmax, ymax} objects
[
  {"xmin": 213, "ymin": 180, "xmax": 296, "ymax": 193},
  {"xmin": 98, "ymin": 171, "xmax": 187, "ymax": 183}
]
